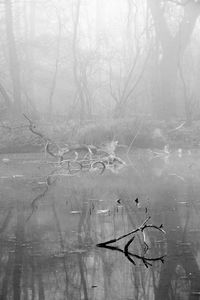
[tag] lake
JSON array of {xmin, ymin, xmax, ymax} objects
[{"xmin": 0, "ymin": 149, "xmax": 200, "ymax": 300}]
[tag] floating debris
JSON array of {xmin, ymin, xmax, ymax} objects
[
  {"xmin": 178, "ymin": 148, "xmax": 182, "ymax": 158},
  {"xmin": 68, "ymin": 249, "xmax": 87, "ymax": 254},
  {"xmin": 169, "ymin": 173, "xmax": 185, "ymax": 181},
  {"xmin": 135, "ymin": 197, "xmax": 141, "ymax": 208},
  {"xmin": 96, "ymin": 209, "xmax": 110, "ymax": 215},
  {"xmin": 53, "ymin": 253, "xmax": 65, "ymax": 258},
  {"xmin": 70, "ymin": 210, "xmax": 82, "ymax": 215},
  {"xmin": 2, "ymin": 158, "xmax": 10, "ymax": 163},
  {"xmin": 12, "ymin": 174, "xmax": 24, "ymax": 178}
]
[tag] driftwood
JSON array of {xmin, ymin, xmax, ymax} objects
[{"xmin": 97, "ymin": 213, "xmax": 166, "ymax": 268}]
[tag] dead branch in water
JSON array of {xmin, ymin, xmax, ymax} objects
[
  {"xmin": 97, "ymin": 214, "xmax": 166, "ymax": 268},
  {"xmin": 23, "ymin": 113, "xmax": 67, "ymax": 160}
]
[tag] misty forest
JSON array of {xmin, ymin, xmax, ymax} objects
[{"xmin": 1, "ymin": 0, "xmax": 200, "ymax": 299}]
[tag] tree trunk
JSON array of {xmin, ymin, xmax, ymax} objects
[
  {"xmin": 153, "ymin": 44, "xmax": 179, "ymax": 120},
  {"xmin": 0, "ymin": 81, "xmax": 12, "ymax": 109},
  {"xmin": 5, "ymin": 0, "xmax": 22, "ymax": 114},
  {"xmin": 23, "ymin": 0, "xmax": 38, "ymax": 117},
  {"xmin": 148, "ymin": 0, "xmax": 200, "ymax": 120}
]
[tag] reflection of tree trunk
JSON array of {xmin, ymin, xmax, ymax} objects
[
  {"xmin": 51, "ymin": 202, "xmax": 69, "ymax": 298},
  {"xmin": 23, "ymin": 262, "xmax": 29, "ymax": 300},
  {"xmin": 0, "ymin": 208, "xmax": 12, "ymax": 234},
  {"xmin": 152, "ymin": 183, "xmax": 200, "ymax": 300},
  {"xmin": 5, "ymin": 0, "xmax": 22, "ymax": 114},
  {"xmin": 101, "ymin": 254, "xmax": 112, "ymax": 300},
  {"xmin": 78, "ymin": 255, "xmax": 88, "ymax": 300},
  {"xmin": 77, "ymin": 204, "xmax": 89, "ymax": 300},
  {"xmin": 155, "ymin": 240, "xmax": 200, "ymax": 300},
  {"xmin": 13, "ymin": 212, "xmax": 24, "ymax": 300},
  {"xmin": 0, "ymin": 252, "xmax": 12, "ymax": 300},
  {"xmin": 0, "ymin": 208, "xmax": 13, "ymax": 299},
  {"xmin": 38, "ymin": 265, "xmax": 45, "ymax": 300},
  {"xmin": 31, "ymin": 257, "xmax": 36, "ymax": 300}
]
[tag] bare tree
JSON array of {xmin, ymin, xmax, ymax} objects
[
  {"xmin": 72, "ymin": 0, "xmax": 94, "ymax": 121},
  {"xmin": 4, "ymin": 0, "xmax": 22, "ymax": 114},
  {"xmin": 148, "ymin": 0, "xmax": 200, "ymax": 120},
  {"xmin": 48, "ymin": 9, "xmax": 62, "ymax": 117},
  {"xmin": 107, "ymin": 0, "xmax": 152, "ymax": 117}
]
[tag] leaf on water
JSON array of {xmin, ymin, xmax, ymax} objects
[
  {"xmin": 96, "ymin": 209, "xmax": 110, "ymax": 215},
  {"xmin": 155, "ymin": 240, "xmax": 165, "ymax": 244},
  {"xmin": 70, "ymin": 210, "xmax": 82, "ymax": 214},
  {"xmin": 12, "ymin": 174, "xmax": 24, "ymax": 178},
  {"xmin": 53, "ymin": 253, "xmax": 65, "ymax": 258},
  {"xmin": 2, "ymin": 158, "xmax": 10, "ymax": 163}
]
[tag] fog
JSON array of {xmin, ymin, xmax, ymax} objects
[
  {"xmin": 1, "ymin": 0, "xmax": 200, "ymax": 122},
  {"xmin": 1, "ymin": 1, "xmax": 200, "ymax": 300}
]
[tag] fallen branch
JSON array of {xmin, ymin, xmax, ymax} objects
[
  {"xmin": 97, "ymin": 214, "xmax": 166, "ymax": 268},
  {"xmin": 23, "ymin": 114, "xmax": 65, "ymax": 160}
]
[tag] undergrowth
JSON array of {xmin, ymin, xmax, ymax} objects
[{"xmin": 1, "ymin": 117, "xmax": 200, "ymax": 153}]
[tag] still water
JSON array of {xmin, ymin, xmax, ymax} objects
[{"xmin": 0, "ymin": 150, "xmax": 200, "ymax": 300}]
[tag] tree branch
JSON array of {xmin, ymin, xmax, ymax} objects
[{"xmin": 97, "ymin": 214, "xmax": 166, "ymax": 268}]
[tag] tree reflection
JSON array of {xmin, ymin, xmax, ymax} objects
[{"xmin": 0, "ymin": 161, "xmax": 200, "ymax": 299}]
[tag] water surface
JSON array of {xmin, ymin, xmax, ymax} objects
[{"xmin": 0, "ymin": 150, "xmax": 200, "ymax": 300}]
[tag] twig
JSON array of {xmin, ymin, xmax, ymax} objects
[
  {"xmin": 126, "ymin": 120, "xmax": 143, "ymax": 165},
  {"xmin": 168, "ymin": 122, "xmax": 186, "ymax": 133}
]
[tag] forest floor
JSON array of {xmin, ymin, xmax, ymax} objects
[{"xmin": 0, "ymin": 117, "xmax": 199, "ymax": 154}]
